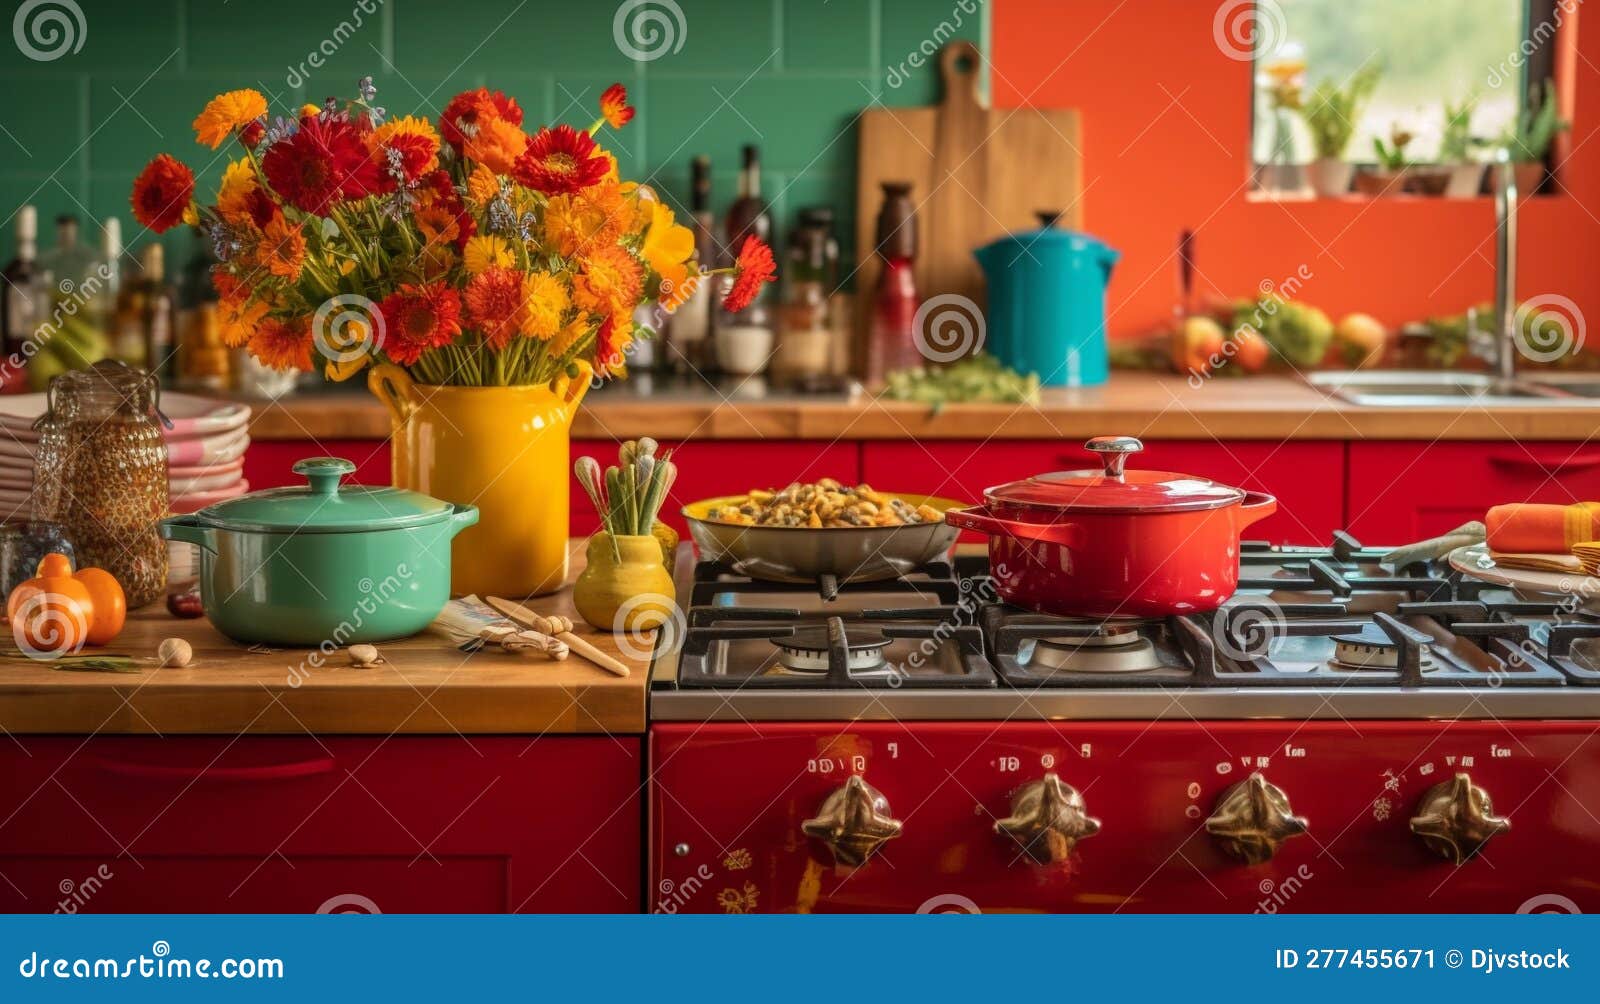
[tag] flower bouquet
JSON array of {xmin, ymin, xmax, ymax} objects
[
  {"xmin": 130, "ymin": 76, "xmax": 775, "ymax": 386},
  {"xmin": 130, "ymin": 76, "xmax": 777, "ymax": 597}
]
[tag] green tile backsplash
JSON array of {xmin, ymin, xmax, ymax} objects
[{"xmin": 0, "ymin": 0, "xmax": 988, "ymax": 277}]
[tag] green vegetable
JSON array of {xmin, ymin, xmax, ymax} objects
[
  {"xmin": 880, "ymin": 354, "xmax": 1040, "ymax": 409},
  {"xmin": 1232, "ymin": 294, "xmax": 1333, "ymax": 369}
]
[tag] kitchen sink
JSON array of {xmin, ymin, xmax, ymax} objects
[
  {"xmin": 1305, "ymin": 371, "xmax": 1592, "ymax": 407},
  {"xmin": 1522, "ymin": 373, "xmax": 1600, "ymax": 399}
]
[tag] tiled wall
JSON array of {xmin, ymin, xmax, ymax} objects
[{"xmin": 0, "ymin": 0, "xmax": 989, "ymax": 274}]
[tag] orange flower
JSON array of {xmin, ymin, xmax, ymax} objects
[
  {"xmin": 463, "ymin": 116, "xmax": 528, "ymax": 176},
  {"xmin": 368, "ymin": 115, "xmax": 440, "ymax": 184},
  {"xmin": 599, "ymin": 83, "xmax": 634, "ymax": 129},
  {"xmin": 640, "ymin": 199, "xmax": 695, "ymax": 291},
  {"xmin": 463, "ymin": 267, "xmax": 524, "ymax": 350},
  {"xmin": 723, "ymin": 236, "xmax": 777, "ymax": 313},
  {"xmin": 465, "ymin": 163, "xmax": 501, "ymax": 206},
  {"xmin": 378, "ymin": 282, "xmax": 462, "ymax": 365},
  {"xmin": 572, "ymin": 244, "xmax": 642, "ymax": 318},
  {"xmin": 413, "ymin": 202, "xmax": 461, "ymax": 249},
  {"xmin": 543, "ymin": 181, "xmax": 631, "ymax": 258},
  {"xmin": 659, "ymin": 273, "xmax": 701, "ymax": 313},
  {"xmin": 193, "ymin": 89, "xmax": 268, "ymax": 149},
  {"xmin": 213, "ymin": 271, "xmax": 269, "ymax": 348},
  {"xmin": 249, "ymin": 316, "xmax": 313, "ymax": 371},
  {"xmin": 517, "ymin": 271, "xmax": 568, "ymax": 341},
  {"xmin": 216, "ymin": 159, "xmax": 258, "ymax": 223},
  {"xmin": 594, "ymin": 312, "xmax": 632, "ymax": 378},
  {"xmin": 129, "ymin": 154, "xmax": 194, "ymax": 233},
  {"xmin": 260, "ymin": 215, "xmax": 306, "ymax": 281},
  {"xmin": 440, "ymin": 87, "xmax": 524, "ymax": 150}
]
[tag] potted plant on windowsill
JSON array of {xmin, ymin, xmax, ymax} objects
[
  {"xmin": 1439, "ymin": 93, "xmax": 1487, "ymax": 197},
  {"xmin": 1498, "ymin": 78, "xmax": 1569, "ymax": 196},
  {"xmin": 1257, "ymin": 47, "xmax": 1309, "ymax": 196},
  {"xmin": 1356, "ymin": 124, "xmax": 1413, "ymax": 196},
  {"xmin": 1298, "ymin": 65, "xmax": 1380, "ymax": 198}
]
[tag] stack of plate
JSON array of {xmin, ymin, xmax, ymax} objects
[{"xmin": 0, "ymin": 392, "xmax": 252, "ymax": 520}]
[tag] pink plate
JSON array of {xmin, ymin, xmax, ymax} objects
[
  {"xmin": 0, "ymin": 392, "xmax": 250, "ymax": 442},
  {"xmin": 166, "ymin": 428, "xmax": 250, "ymax": 467},
  {"xmin": 168, "ymin": 456, "xmax": 245, "ymax": 480},
  {"xmin": 169, "ymin": 479, "xmax": 249, "ymax": 514}
]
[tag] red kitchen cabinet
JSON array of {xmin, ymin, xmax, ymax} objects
[
  {"xmin": 245, "ymin": 440, "xmax": 391, "ymax": 488},
  {"xmin": 0, "ymin": 736, "xmax": 640, "ymax": 913},
  {"xmin": 862, "ymin": 440, "xmax": 1343, "ymax": 544},
  {"xmin": 572, "ymin": 439, "xmax": 861, "ymax": 534},
  {"xmin": 1349, "ymin": 441, "xmax": 1600, "ymax": 543}
]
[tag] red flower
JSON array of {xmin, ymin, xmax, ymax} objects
[
  {"xmin": 594, "ymin": 313, "xmax": 627, "ymax": 377},
  {"xmin": 463, "ymin": 267, "xmax": 524, "ymax": 351},
  {"xmin": 239, "ymin": 120, "xmax": 266, "ymax": 150},
  {"xmin": 261, "ymin": 116, "xmax": 378, "ymax": 216},
  {"xmin": 129, "ymin": 154, "xmax": 195, "ymax": 234},
  {"xmin": 378, "ymin": 282, "xmax": 462, "ymax": 365},
  {"xmin": 722, "ymin": 237, "xmax": 777, "ymax": 314},
  {"xmin": 417, "ymin": 169, "xmax": 475, "ymax": 249},
  {"xmin": 513, "ymin": 125, "xmax": 609, "ymax": 195},
  {"xmin": 439, "ymin": 87, "xmax": 524, "ymax": 150},
  {"xmin": 599, "ymin": 83, "xmax": 634, "ymax": 128}
]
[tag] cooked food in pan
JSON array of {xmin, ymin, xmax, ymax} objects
[{"xmin": 704, "ymin": 479, "xmax": 946, "ymax": 528}]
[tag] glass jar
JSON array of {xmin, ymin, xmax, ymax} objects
[{"xmin": 32, "ymin": 362, "xmax": 169, "ymax": 607}]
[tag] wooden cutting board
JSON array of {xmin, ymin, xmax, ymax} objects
[{"xmin": 854, "ymin": 41, "xmax": 1083, "ymax": 368}]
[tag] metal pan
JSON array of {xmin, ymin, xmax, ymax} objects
[{"xmin": 681, "ymin": 493, "xmax": 964, "ymax": 585}]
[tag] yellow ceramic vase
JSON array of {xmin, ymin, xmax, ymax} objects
[
  {"xmin": 573, "ymin": 533, "xmax": 676, "ymax": 632},
  {"xmin": 369, "ymin": 362, "xmax": 590, "ymax": 598}
]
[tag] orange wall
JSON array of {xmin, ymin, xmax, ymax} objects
[{"xmin": 991, "ymin": 0, "xmax": 1596, "ymax": 342}]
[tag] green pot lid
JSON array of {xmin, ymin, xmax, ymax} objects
[{"xmin": 191, "ymin": 457, "xmax": 456, "ymax": 533}]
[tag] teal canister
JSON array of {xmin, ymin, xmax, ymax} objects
[{"xmin": 974, "ymin": 213, "xmax": 1119, "ymax": 387}]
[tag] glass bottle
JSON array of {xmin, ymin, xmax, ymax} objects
[
  {"xmin": 31, "ymin": 361, "xmax": 170, "ymax": 608},
  {"xmin": 868, "ymin": 182, "xmax": 922, "ymax": 382},
  {"xmin": 666, "ymin": 155, "xmax": 716, "ymax": 374},
  {"xmin": 2, "ymin": 206, "xmax": 43, "ymax": 360},
  {"xmin": 38, "ymin": 215, "xmax": 111, "ymax": 334},
  {"xmin": 715, "ymin": 145, "xmax": 774, "ymax": 377},
  {"xmin": 775, "ymin": 208, "xmax": 838, "ymax": 388},
  {"xmin": 139, "ymin": 243, "xmax": 177, "ymax": 382}
]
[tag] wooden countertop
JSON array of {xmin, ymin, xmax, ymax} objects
[
  {"xmin": 0, "ymin": 542, "xmax": 648, "ymax": 736},
  {"xmin": 244, "ymin": 373, "xmax": 1600, "ymax": 442}
]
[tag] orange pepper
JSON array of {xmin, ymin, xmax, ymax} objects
[
  {"xmin": 6, "ymin": 554, "xmax": 93, "ymax": 658},
  {"xmin": 73, "ymin": 567, "xmax": 127, "ymax": 646}
]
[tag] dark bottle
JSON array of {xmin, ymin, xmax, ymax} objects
[
  {"xmin": 2, "ymin": 206, "xmax": 42, "ymax": 359},
  {"xmin": 721, "ymin": 144, "xmax": 770, "ymax": 265},
  {"xmin": 867, "ymin": 181, "xmax": 921, "ymax": 382},
  {"xmin": 667, "ymin": 155, "xmax": 717, "ymax": 374},
  {"xmin": 139, "ymin": 243, "xmax": 177, "ymax": 381}
]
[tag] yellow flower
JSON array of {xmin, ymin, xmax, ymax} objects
[
  {"xmin": 463, "ymin": 235, "xmax": 515, "ymax": 274},
  {"xmin": 194, "ymin": 89, "xmax": 268, "ymax": 149},
  {"xmin": 181, "ymin": 203, "xmax": 200, "ymax": 227},
  {"xmin": 549, "ymin": 317, "xmax": 587, "ymax": 356},
  {"xmin": 517, "ymin": 271, "xmax": 569, "ymax": 340},
  {"xmin": 465, "ymin": 163, "xmax": 501, "ymax": 206},
  {"xmin": 216, "ymin": 159, "xmax": 258, "ymax": 222},
  {"xmin": 640, "ymin": 200, "xmax": 695, "ymax": 291},
  {"xmin": 300, "ymin": 103, "xmax": 321, "ymax": 119}
]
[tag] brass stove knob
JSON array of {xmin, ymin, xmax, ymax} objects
[
  {"xmin": 1205, "ymin": 772, "xmax": 1309, "ymax": 865},
  {"xmin": 801, "ymin": 775, "xmax": 903, "ymax": 867},
  {"xmin": 994, "ymin": 773, "xmax": 1101, "ymax": 865},
  {"xmin": 1409, "ymin": 772, "xmax": 1510, "ymax": 864}
]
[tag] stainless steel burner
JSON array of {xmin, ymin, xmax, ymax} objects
[
  {"xmin": 1022, "ymin": 626, "xmax": 1164, "ymax": 674},
  {"xmin": 1331, "ymin": 625, "xmax": 1436, "ymax": 672},
  {"xmin": 771, "ymin": 625, "xmax": 890, "ymax": 675}
]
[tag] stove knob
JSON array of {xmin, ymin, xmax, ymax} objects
[
  {"xmin": 994, "ymin": 773, "xmax": 1101, "ymax": 865},
  {"xmin": 1204, "ymin": 772, "xmax": 1309, "ymax": 865},
  {"xmin": 801, "ymin": 775, "xmax": 903, "ymax": 867},
  {"xmin": 1409, "ymin": 772, "xmax": 1510, "ymax": 864}
]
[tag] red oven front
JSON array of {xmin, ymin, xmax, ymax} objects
[{"xmin": 650, "ymin": 721, "xmax": 1600, "ymax": 914}]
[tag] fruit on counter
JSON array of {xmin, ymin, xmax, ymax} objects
[
  {"xmin": 26, "ymin": 313, "xmax": 109, "ymax": 392},
  {"xmin": 157, "ymin": 637, "xmax": 192, "ymax": 668},
  {"xmin": 880, "ymin": 353, "xmax": 1041, "ymax": 406},
  {"xmin": 1228, "ymin": 326, "xmax": 1271, "ymax": 373},
  {"xmin": 6, "ymin": 553, "xmax": 93, "ymax": 656},
  {"xmin": 1333, "ymin": 312, "xmax": 1388, "ymax": 368},
  {"xmin": 166, "ymin": 588, "xmax": 205, "ymax": 619},
  {"xmin": 1170, "ymin": 316, "xmax": 1225, "ymax": 376},
  {"xmin": 73, "ymin": 567, "xmax": 126, "ymax": 646},
  {"xmin": 1232, "ymin": 294, "xmax": 1333, "ymax": 368}
]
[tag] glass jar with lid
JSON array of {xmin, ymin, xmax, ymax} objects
[{"xmin": 32, "ymin": 361, "xmax": 170, "ymax": 607}]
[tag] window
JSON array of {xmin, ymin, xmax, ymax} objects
[{"xmin": 1250, "ymin": 0, "xmax": 1553, "ymax": 173}]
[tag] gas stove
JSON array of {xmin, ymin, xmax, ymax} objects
[
  {"xmin": 649, "ymin": 534, "xmax": 1600, "ymax": 914},
  {"xmin": 650, "ymin": 535, "xmax": 1600, "ymax": 720}
]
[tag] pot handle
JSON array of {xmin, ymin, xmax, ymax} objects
[
  {"xmin": 1238, "ymin": 491, "xmax": 1278, "ymax": 529},
  {"xmin": 944, "ymin": 506, "xmax": 1083, "ymax": 546},
  {"xmin": 158, "ymin": 514, "xmax": 218, "ymax": 555},
  {"xmin": 367, "ymin": 361, "xmax": 418, "ymax": 426},
  {"xmin": 449, "ymin": 503, "xmax": 480, "ymax": 537}
]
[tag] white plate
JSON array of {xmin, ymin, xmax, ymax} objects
[
  {"xmin": 1447, "ymin": 543, "xmax": 1600, "ymax": 611},
  {"xmin": 0, "ymin": 392, "xmax": 250, "ymax": 441}
]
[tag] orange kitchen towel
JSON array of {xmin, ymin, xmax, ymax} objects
[{"xmin": 1485, "ymin": 502, "xmax": 1600, "ymax": 554}]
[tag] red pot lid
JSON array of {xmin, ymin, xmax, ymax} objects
[{"xmin": 984, "ymin": 436, "xmax": 1247, "ymax": 513}]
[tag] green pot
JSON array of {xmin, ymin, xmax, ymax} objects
[{"xmin": 159, "ymin": 457, "xmax": 479, "ymax": 646}]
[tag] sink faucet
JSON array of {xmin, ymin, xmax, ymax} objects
[{"xmin": 1492, "ymin": 147, "xmax": 1519, "ymax": 380}]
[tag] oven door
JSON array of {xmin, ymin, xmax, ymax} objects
[{"xmin": 650, "ymin": 721, "xmax": 1600, "ymax": 914}]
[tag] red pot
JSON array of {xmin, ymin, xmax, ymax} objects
[{"xmin": 944, "ymin": 436, "xmax": 1277, "ymax": 618}]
